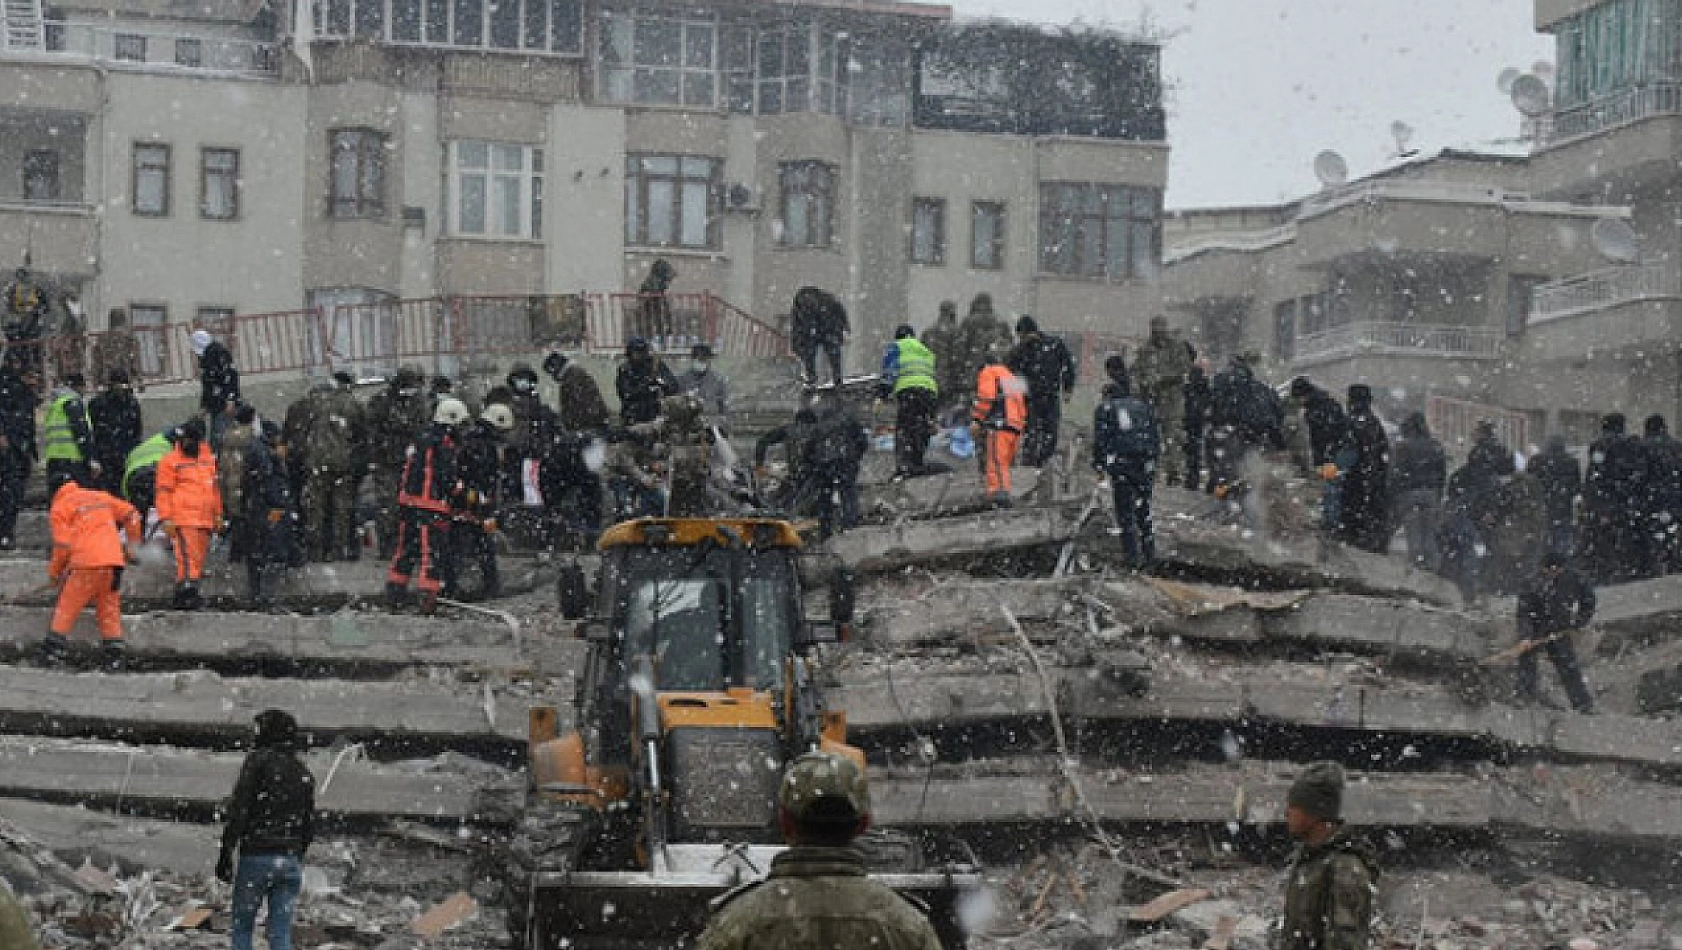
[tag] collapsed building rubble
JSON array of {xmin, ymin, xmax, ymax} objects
[{"xmin": 0, "ymin": 463, "xmax": 1679, "ymax": 950}]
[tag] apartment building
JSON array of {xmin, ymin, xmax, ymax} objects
[
  {"xmin": 1518, "ymin": 0, "xmax": 1682, "ymax": 442},
  {"xmin": 0, "ymin": 0, "xmax": 1167, "ymax": 378},
  {"xmin": 1161, "ymin": 150, "xmax": 1624, "ymax": 448}
]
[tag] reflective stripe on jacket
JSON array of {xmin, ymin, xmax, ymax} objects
[
  {"xmin": 43, "ymin": 392, "xmax": 89, "ymax": 463},
  {"xmin": 883, "ymin": 338, "xmax": 938, "ymax": 395},
  {"xmin": 49, "ymin": 482, "xmax": 141, "ymax": 575}
]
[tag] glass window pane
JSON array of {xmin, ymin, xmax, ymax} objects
[
  {"xmin": 602, "ymin": 67, "xmax": 633, "ymax": 103},
  {"xmin": 1131, "ymin": 220, "xmax": 1155, "ymax": 277},
  {"xmin": 489, "ymin": 0, "xmax": 520, "ymax": 48},
  {"xmin": 643, "ymin": 155, "xmax": 678, "ymax": 175},
  {"xmin": 680, "ymin": 156, "xmax": 713, "ymax": 178},
  {"xmin": 493, "ymin": 143, "xmax": 523, "ymax": 171},
  {"xmin": 625, "ymin": 174, "xmax": 641, "ymax": 243},
  {"xmin": 522, "ymin": 0, "xmax": 545, "ymax": 49},
  {"xmin": 722, "ymin": 27, "xmax": 751, "ymax": 70},
  {"xmin": 550, "ymin": 0, "xmax": 580, "ymax": 52},
  {"xmin": 635, "ymin": 69, "xmax": 680, "ymax": 104},
  {"xmin": 683, "ymin": 72, "xmax": 715, "ymax": 107},
  {"xmin": 424, "ymin": 0, "xmax": 447, "ymax": 42},
  {"xmin": 639, "ymin": 19, "xmax": 681, "ymax": 67},
  {"xmin": 788, "ymin": 28, "xmax": 809, "ymax": 74},
  {"xmin": 332, "ymin": 139, "xmax": 357, "ymax": 201},
  {"xmin": 459, "ymin": 173, "xmax": 486, "ymax": 233},
  {"xmin": 393, "ymin": 0, "xmax": 421, "ymax": 41},
  {"xmin": 647, "ymin": 179, "xmax": 676, "ymax": 244},
  {"xmin": 494, "ymin": 174, "xmax": 521, "ymax": 235},
  {"xmin": 759, "ymin": 31, "xmax": 783, "ymax": 78},
  {"xmin": 457, "ymin": 141, "xmax": 488, "ymax": 168},
  {"xmin": 726, "ymin": 75, "xmax": 754, "ymax": 113},
  {"xmin": 759, "ymin": 80, "xmax": 783, "ymax": 114},
  {"xmin": 355, "ymin": 0, "xmax": 384, "ymax": 38},
  {"xmin": 784, "ymin": 194, "xmax": 809, "ymax": 246},
  {"xmin": 685, "ymin": 23, "xmax": 713, "ymax": 68},
  {"xmin": 326, "ymin": 0, "xmax": 351, "ymax": 34},
  {"xmin": 680, "ymin": 180, "xmax": 709, "ymax": 246},
  {"xmin": 452, "ymin": 0, "xmax": 482, "ymax": 45},
  {"xmin": 602, "ymin": 14, "xmax": 631, "ymax": 65},
  {"xmin": 531, "ymin": 175, "xmax": 542, "ymax": 238},
  {"xmin": 786, "ymin": 77, "xmax": 809, "ymax": 112}
]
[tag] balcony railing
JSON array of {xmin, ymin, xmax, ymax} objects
[
  {"xmin": 1529, "ymin": 260, "xmax": 1682, "ymax": 325},
  {"xmin": 10, "ymin": 21, "xmax": 279, "ymax": 75},
  {"xmin": 1539, "ymin": 82, "xmax": 1682, "ymax": 147},
  {"xmin": 1293, "ymin": 321, "xmax": 1504, "ymax": 364}
]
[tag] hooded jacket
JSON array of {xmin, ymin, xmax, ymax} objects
[{"xmin": 220, "ymin": 711, "xmax": 315, "ymax": 859}]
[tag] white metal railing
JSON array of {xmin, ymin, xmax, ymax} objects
[
  {"xmin": 1293, "ymin": 321, "xmax": 1504, "ymax": 363},
  {"xmin": 16, "ymin": 21, "xmax": 278, "ymax": 74},
  {"xmin": 1541, "ymin": 83, "xmax": 1682, "ymax": 147},
  {"xmin": 1163, "ymin": 223, "xmax": 1296, "ymax": 263},
  {"xmin": 1299, "ymin": 178, "xmax": 1526, "ymax": 218},
  {"xmin": 1529, "ymin": 260, "xmax": 1682, "ymax": 324}
]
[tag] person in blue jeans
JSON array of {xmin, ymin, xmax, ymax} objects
[{"xmin": 218, "ymin": 709, "xmax": 316, "ymax": 950}]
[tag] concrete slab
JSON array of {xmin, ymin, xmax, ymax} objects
[
  {"xmin": 0, "ymin": 798, "xmax": 215, "ymax": 876},
  {"xmin": 0, "ymin": 606, "xmax": 526, "ymax": 672},
  {"xmin": 0, "ymin": 737, "xmax": 514, "ymax": 822},
  {"xmin": 0, "ymin": 667, "xmax": 529, "ymax": 747},
  {"xmin": 825, "ymin": 505, "xmax": 1077, "ymax": 573}
]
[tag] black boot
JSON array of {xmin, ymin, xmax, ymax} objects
[
  {"xmin": 37, "ymin": 633, "xmax": 69, "ymax": 667},
  {"xmin": 100, "ymin": 641, "xmax": 127, "ymax": 673},
  {"xmin": 385, "ymin": 581, "xmax": 410, "ymax": 609}
]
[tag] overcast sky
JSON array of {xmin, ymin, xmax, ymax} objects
[{"xmin": 952, "ymin": 0, "xmax": 1553, "ymax": 210}]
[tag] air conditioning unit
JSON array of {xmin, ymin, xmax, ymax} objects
[{"xmin": 724, "ymin": 182, "xmax": 761, "ymax": 214}]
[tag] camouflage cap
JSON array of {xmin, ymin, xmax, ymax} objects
[{"xmin": 779, "ymin": 752, "xmax": 870, "ymax": 824}]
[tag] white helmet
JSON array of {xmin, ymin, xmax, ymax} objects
[
  {"xmin": 433, "ymin": 397, "xmax": 471, "ymax": 426},
  {"xmin": 481, "ymin": 403, "xmax": 515, "ymax": 432}
]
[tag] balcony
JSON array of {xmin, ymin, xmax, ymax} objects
[
  {"xmin": 1292, "ymin": 321, "xmax": 1504, "ymax": 366},
  {"xmin": 1537, "ymin": 83, "xmax": 1682, "ymax": 148},
  {"xmin": 0, "ymin": 199, "xmax": 96, "ymax": 276},
  {"xmin": 1530, "ymin": 261, "xmax": 1682, "ymax": 325}
]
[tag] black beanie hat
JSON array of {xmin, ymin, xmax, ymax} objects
[
  {"xmin": 1015, "ymin": 315, "xmax": 1039, "ymax": 334},
  {"xmin": 1287, "ymin": 761, "xmax": 1345, "ymax": 821},
  {"xmin": 254, "ymin": 708, "xmax": 299, "ymax": 749}
]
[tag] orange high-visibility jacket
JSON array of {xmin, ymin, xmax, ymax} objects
[
  {"xmin": 972, "ymin": 364, "xmax": 1028, "ymax": 432},
  {"xmin": 156, "ymin": 445, "xmax": 223, "ymax": 528},
  {"xmin": 49, "ymin": 482, "xmax": 142, "ymax": 576}
]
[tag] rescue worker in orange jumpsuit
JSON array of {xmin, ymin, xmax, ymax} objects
[
  {"xmin": 156, "ymin": 417, "xmax": 222, "ymax": 610},
  {"xmin": 39, "ymin": 476, "xmax": 143, "ymax": 670},
  {"xmin": 971, "ymin": 343, "xmax": 1028, "ymax": 507},
  {"xmin": 386, "ymin": 398, "xmax": 468, "ymax": 614}
]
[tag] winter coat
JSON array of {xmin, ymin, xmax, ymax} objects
[
  {"xmin": 220, "ymin": 745, "xmax": 315, "ymax": 858},
  {"xmin": 155, "ymin": 445, "xmax": 222, "ymax": 529},
  {"xmin": 616, "ymin": 358, "xmax": 680, "ymax": 426},
  {"xmin": 1278, "ymin": 829, "xmax": 1379, "ymax": 950},
  {"xmin": 790, "ymin": 288, "xmax": 848, "ymax": 346},
  {"xmin": 1389, "ymin": 432, "xmax": 1446, "ymax": 498},
  {"xmin": 0, "ymin": 366, "xmax": 36, "ymax": 468},
  {"xmin": 678, "ymin": 366, "xmax": 731, "ymax": 418},
  {"xmin": 459, "ymin": 421, "xmax": 511, "ymax": 512},
  {"xmin": 1092, "ymin": 392, "xmax": 1161, "ymax": 477},
  {"xmin": 956, "ymin": 314, "xmax": 1014, "ymax": 393},
  {"xmin": 47, "ymin": 482, "xmax": 140, "ymax": 575},
  {"xmin": 197, "ymin": 340, "xmax": 240, "ymax": 415},
  {"xmin": 1301, "ymin": 389, "xmax": 1352, "ymax": 467},
  {"xmin": 1586, "ymin": 432, "xmax": 1647, "ymax": 515},
  {"xmin": 695, "ymin": 846, "xmax": 942, "ymax": 950},
  {"xmin": 365, "ymin": 386, "xmax": 431, "ymax": 471},
  {"xmin": 241, "ymin": 435, "xmax": 301, "ymax": 567},
  {"xmin": 1132, "ymin": 333, "xmax": 1192, "ymax": 404},
  {"xmin": 922, "ymin": 318, "xmax": 963, "ymax": 399},
  {"xmin": 218, "ymin": 421, "xmax": 255, "ymax": 523},
  {"xmin": 1516, "ymin": 565, "xmax": 1596, "ymax": 638},
  {"xmin": 300, "ymin": 384, "xmax": 367, "ymax": 473},
  {"xmin": 88, "ymin": 388, "xmax": 143, "ymax": 465},
  {"xmin": 1528, "ymin": 445, "xmax": 1582, "ymax": 528},
  {"xmin": 1643, "ymin": 432, "xmax": 1682, "ymax": 518},
  {"xmin": 972, "ymin": 364, "xmax": 1027, "ymax": 433},
  {"xmin": 1211, "ymin": 364, "xmax": 1284, "ymax": 450},
  {"xmin": 398, "ymin": 426, "xmax": 460, "ymax": 514},
  {"xmin": 1184, "ymin": 368, "xmax": 1211, "ymax": 436},
  {"xmin": 1006, "ymin": 335, "xmax": 1076, "ymax": 406}
]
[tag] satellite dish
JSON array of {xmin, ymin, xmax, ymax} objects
[
  {"xmin": 1313, "ymin": 150, "xmax": 1349, "ymax": 188},
  {"xmin": 1497, "ymin": 67, "xmax": 1521, "ymax": 94},
  {"xmin": 1590, "ymin": 217, "xmax": 1640, "ymax": 263},
  {"xmin": 1510, "ymin": 74, "xmax": 1551, "ymax": 117},
  {"xmin": 1390, "ymin": 121, "xmax": 1418, "ymax": 158}
]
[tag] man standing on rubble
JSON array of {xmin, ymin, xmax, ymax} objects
[
  {"xmin": 616, "ymin": 337, "xmax": 680, "ymax": 426},
  {"xmin": 156, "ymin": 418, "xmax": 221, "ymax": 611},
  {"xmin": 88, "ymin": 369, "xmax": 142, "ymax": 495},
  {"xmin": 42, "ymin": 372, "xmax": 97, "ymax": 491},
  {"xmin": 366, "ymin": 366, "xmax": 430, "ymax": 557},
  {"xmin": 696, "ymin": 751, "xmax": 942, "ymax": 950},
  {"xmin": 218, "ymin": 708, "xmax": 315, "ymax": 950},
  {"xmin": 386, "ymin": 398, "xmax": 468, "ymax": 613},
  {"xmin": 924, "ymin": 301, "xmax": 963, "ymax": 419},
  {"xmin": 191, "ymin": 329, "xmax": 240, "ymax": 452},
  {"xmin": 972, "ymin": 343, "xmax": 1027, "ymax": 506},
  {"xmin": 1289, "ymin": 376, "xmax": 1353, "ymax": 532},
  {"xmin": 0, "ymin": 357, "xmax": 37, "ymax": 552},
  {"xmin": 1279, "ymin": 761, "xmax": 1378, "ymax": 950},
  {"xmin": 879, "ymin": 324, "xmax": 939, "ymax": 480},
  {"xmin": 1007, "ymin": 315, "xmax": 1076, "ymax": 467},
  {"xmin": 1093, "ymin": 378, "xmax": 1161, "ymax": 569},
  {"xmin": 1339, "ymin": 384, "xmax": 1391, "ymax": 554},
  {"xmin": 1132, "ymin": 316, "xmax": 1193, "ymax": 487},
  {"xmin": 1514, "ymin": 552, "xmax": 1597, "ymax": 714}
]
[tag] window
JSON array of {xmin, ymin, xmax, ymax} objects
[
  {"xmin": 330, "ymin": 128, "xmax": 387, "ymax": 218},
  {"xmin": 778, "ymin": 161, "xmax": 835, "ymax": 248},
  {"xmin": 1274, "ymin": 299, "xmax": 1296, "ymax": 362},
  {"xmin": 174, "ymin": 38, "xmax": 202, "ymax": 66},
  {"xmin": 129, "ymin": 305, "xmax": 168, "ymax": 378},
  {"xmin": 757, "ymin": 26, "xmax": 809, "ymax": 114},
  {"xmin": 1037, "ymin": 182, "xmax": 1160, "ymax": 280},
  {"xmin": 132, "ymin": 144, "xmax": 170, "ymax": 216},
  {"xmin": 200, "ymin": 148, "xmax": 240, "ymax": 220},
  {"xmin": 624, "ymin": 154, "xmax": 719, "ymax": 249},
  {"xmin": 22, "ymin": 150, "xmax": 59, "ymax": 202},
  {"xmin": 113, "ymin": 33, "xmax": 146, "ymax": 61},
  {"xmin": 449, "ymin": 141, "xmax": 543, "ymax": 239},
  {"xmin": 971, "ymin": 201, "xmax": 1005, "ymax": 270},
  {"xmin": 600, "ymin": 12, "xmax": 716, "ymax": 108},
  {"xmin": 1553, "ymin": 0, "xmax": 1663, "ymax": 109},
  {"xmin": 320, "ymin": 0, "xmax": 581, "ymax": 53},
  {"xmin": 910, "ymin": 198, "xmax": 946, "ymax": 265}
]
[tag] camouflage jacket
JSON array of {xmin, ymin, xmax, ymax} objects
[
  {"xmin": 1277, "ymin": 829, "xmax": 1379, "ymax": 950},
  {"xmin": 695, "ymin": 846, "xmax": 943, "ymax": 950}
]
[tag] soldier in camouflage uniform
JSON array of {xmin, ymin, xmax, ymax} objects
[
  {"xmin": 365, "ymin": 366, "xmax": 430, "ymax": 557},
  {"xmin": 299, "ymin": 373, "xmax": 368, "ymax": 561},
  {"xmin": 1132, "ymin": 316, "xmax": 1193, "ymax": 486},
  {"xmin": 696, "ymin": 752, "xmax": 942, "ymax": 950},
  {"xmin": 1277, "ymin": 762, "xmax": 1379, "ymax": 950}
]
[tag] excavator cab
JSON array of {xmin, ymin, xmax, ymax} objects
[{"xmin": 508, "ymin": 518, "xmax": 975, "ymax": 950}]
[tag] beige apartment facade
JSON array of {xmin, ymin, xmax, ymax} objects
[
  {"xmin": 0, "ymin": 0, "xmax": 1168, "ymax": 380},
  {"xmin": 1161, "ymin": 151, "xmax": 1624, "ymax": 448}
]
